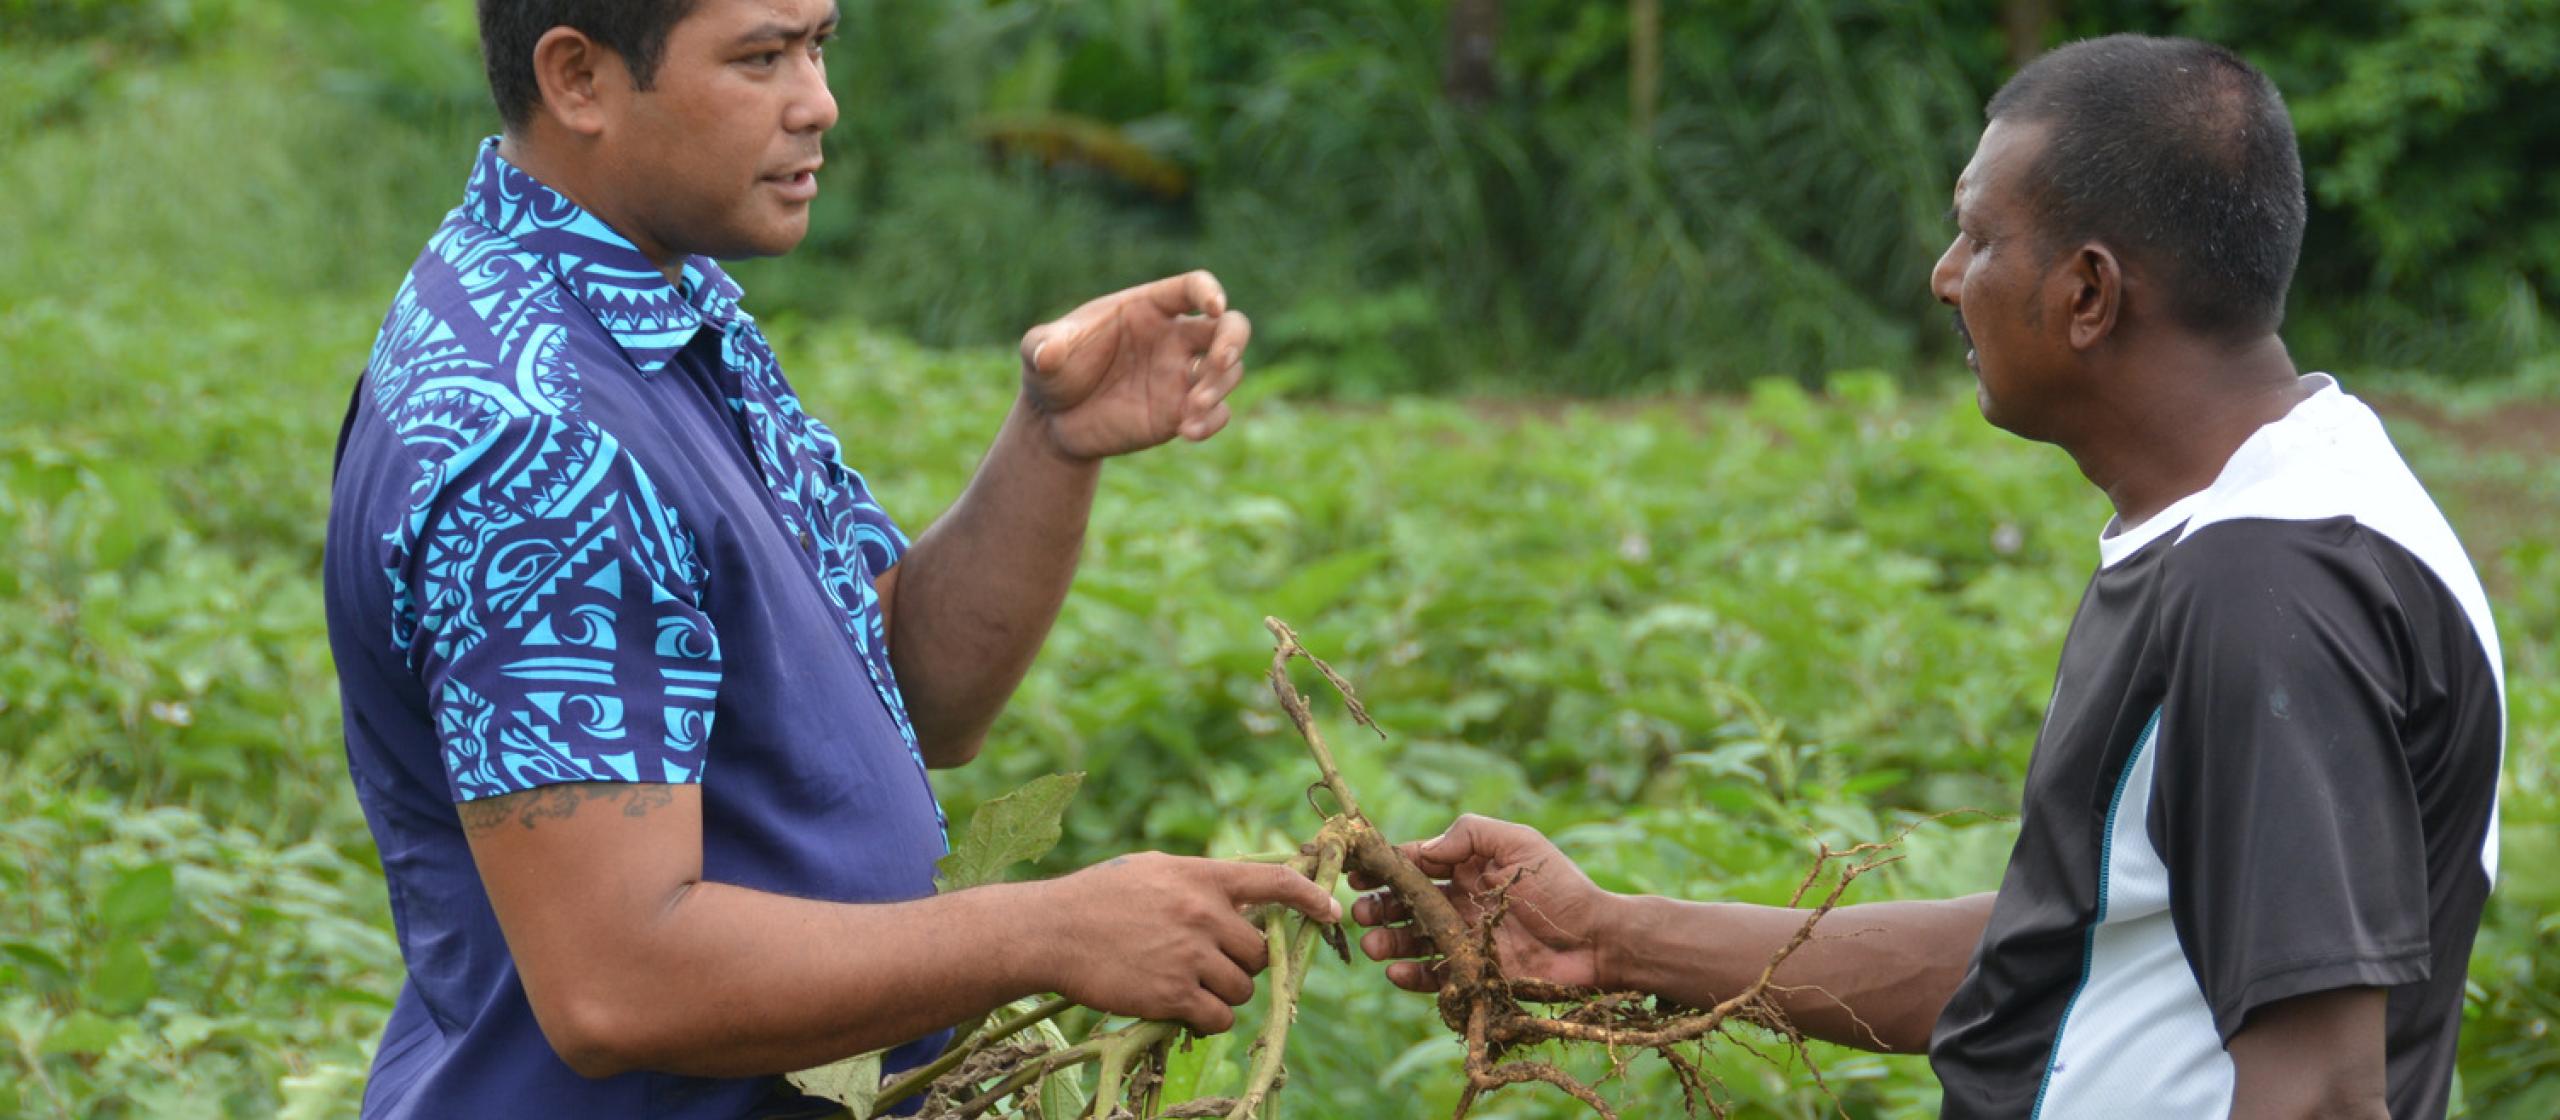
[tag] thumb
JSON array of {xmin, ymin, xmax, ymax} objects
[
  {"xmin": 1415, "ymin": 815, "xmax": 1484, "ymax": 862},
  {"xmin": 1022, "ymin": 319, "xmax": 1088, "ymax": 377},
  {"xmin": 1223, "ymin": 862, "xmax": 1341, "ymax": 923},
  {"xmin": 1413, "ymin": 814, "xmax": 1529, "ymax": 874}
]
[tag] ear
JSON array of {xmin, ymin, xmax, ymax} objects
[
  {"xmin": 2062, "ymin": 243, "xmax": 2121, "ymax": 352},
  {"xmin": 526, "ymin": 27, "xmax": 628, "ymax": 138}
]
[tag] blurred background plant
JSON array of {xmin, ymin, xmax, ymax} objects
[
  {"xmin": 0, "ymin": 0, "xmax": 2552, "ymax": 1116},
  {"xmin": 7, "ymin": 0, "xmax": 2552, "ymax": 392}
]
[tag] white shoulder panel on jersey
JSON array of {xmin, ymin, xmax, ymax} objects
[{"xmin": 2171, "ymin": 374, "xmax": 2507, "ymax": 881}]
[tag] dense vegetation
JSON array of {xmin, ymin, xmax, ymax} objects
[
  {"xmin": 1, "ymin": 3, "xmax": 2554, "ymax": 1117},
  {"xmin": 7, "ymin": 0, "xmax": 2557, "ymax": 391}
]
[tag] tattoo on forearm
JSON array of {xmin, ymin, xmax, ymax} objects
[{"xmin": 459, "ymin": 783, "xmax": 679, "ymax": 835}]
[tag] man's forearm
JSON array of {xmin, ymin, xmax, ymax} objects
[
  {"xmin": 1602, "ymin": 891, "xmax": 1994, "ymax": 1054},
  {"xmin": 550, "ymin": 879, "xmax": 1054, "ymax": 1079},
  {"xmin": 887, "ymin": 395, "xmax": 1100, "ymax": 766}
]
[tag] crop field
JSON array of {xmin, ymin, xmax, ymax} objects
[
  {"xmin": 3, "ymin": 20, "xmax": 2556, "ymax": 1120},
  {"xmin": 8, "ymin": 284, "xmax": 2556, "ymax": 1114}
]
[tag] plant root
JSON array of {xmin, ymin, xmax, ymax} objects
[
  {"xmin": 1264, "ymin": 617, "xmax": 1925, "ymax": 1120},
  {"xmin": 884, "ymin": 617, "xmax": 1934, "ymax": 1120}
]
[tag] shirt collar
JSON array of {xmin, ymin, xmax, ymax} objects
[
  {"xmin": 460, "ymin": 137, "xmax": 749, "ymax": 375},
  {"xmin": 2092, "ymin": 373, "xmax": 2346, "ymax": 569}
]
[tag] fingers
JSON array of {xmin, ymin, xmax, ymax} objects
[
  {"xmin": 1180, "ymin": 310, "xmax": 1249, "ymax": 441},
  {"xmin": 1209, "ymin": 908, "xmax": 1271, "ymax": 975},
  {"xmin": 1171, "ymin": 314, "xmax": 1221, "ymax": 366},
  {"xmin": 1409, "ymin": 813, "xmax": 1545, "ymax": 878},
  {"xmin": 1182, "ymin": 989, "xmax": 1239, "ymax": 1035},
  {"xmin": 1194, "ymin": 310, "xmax": 1251, "ymax": 387},
  {"xmin": 1197, "ymin": 953, "xmax": 1256, "ymax": 1009},
  {"xmin": 1347, "ymin": 814, "xmax": 1554, "ymax": 890},
  {"xmin": 1217, "ymin": 860, "xmax": 1342, "ymax": 924},
  {"xmin": 1020, "ymin": 318, "xmax": 1088, "ymax": 379},
  {"xmin": 1181, "ymin": 402, "xmax": 1232, "ymax": 442},
  {"xmin": 1358, "ymin": 924, "xmax": 1435, "ymax": 963},
  {"xmin": 1132, "ymin": 269, "xmax": 1228, "ymax": 318},
  {"xmin": 1384, "ymin": 960, "xmax": 1448, "ymax": 994},
  {"xmin": 1350, "ymin": 889, "xmax": 1409, "ymax": 928},
  {"xmin": 1346, "ymin": 832, "xmax": 1458, "ymax": 892},
  {"xmin": 1352, "ymin": 887, "xmax": 1450, "ymax": 993}
]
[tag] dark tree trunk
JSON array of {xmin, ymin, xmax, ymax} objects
[
  {"xmin": 1631, "ymin": 0, "xmax": 1661, "ymax": 135},
  {"xmin": 2003, "ymin": 0, "xmax": 2056, "ymax": 69},
  {"xmin": 1445, "ymin": 0, "xmax": 1503, "ymax": 110}
]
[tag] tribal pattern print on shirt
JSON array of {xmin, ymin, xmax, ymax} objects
[{"xmin": 361, "ymin": 139, "xmax": 925, "ymax": 807}]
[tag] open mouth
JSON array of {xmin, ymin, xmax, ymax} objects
[{"xmin": 763, "ymin": 168, "xmax": 819, "ymax": 202}]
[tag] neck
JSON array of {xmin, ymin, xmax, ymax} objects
[
  {"xmin": 2061, "ymin": 333, "xmax": 2310, "ymax": 530},
  {"xmin": 496, "ymin": 132, "xmax": 688, "ymax": 284}
]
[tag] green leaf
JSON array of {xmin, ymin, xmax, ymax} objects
[
  {"xmin": 277, "ymin": 1062, "xmax": 370, "ymax": 1120},
  {"xmin": 159, "ymin": 1010, "xmax": 223, "ymax": 1052},
  {"xmin": 3, "ymin": 941, "xmax": 73, "ymax": 983},
  {"xmin": 40, "ymin": 1009, "xmax": 130, "ymax": 1055},
  {"xmin": 1263, "ymin": 546, "xmax": 1389, "ymax": 623},
  {"xmin": 786, "ymin": 1050, "xmax": 883, "ymax": 1118},
  {"xmin": 85, "ymin": 937, "xmax": 154, "ymax": 1015},
  {"xmin": 935, "ymin": 772, "xmax": 1086, "ymax": 892},
  {"xmin": 98, "ymin": 863, "xmax": 177, "ymax": 934},
  {"xmin": 1158, "ymin": 1028, "xmax": 1239, "ymax": 1102},
  {"xmin": 1033, "ymin": 1010, "xmax": 1086, "ymax": 1118}
]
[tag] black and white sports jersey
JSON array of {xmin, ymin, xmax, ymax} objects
[{"xmin": 1929, "ymin": 375, "xmax": 2505, "ymax": 1119}]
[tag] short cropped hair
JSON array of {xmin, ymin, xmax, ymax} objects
[
  {"xmin": 477, "ymin": 1, "xmax": 698, "ymax": 130},
  {"xmin": 1986, "ymin": 34, "xmax": 2306, "ymax": 338}
]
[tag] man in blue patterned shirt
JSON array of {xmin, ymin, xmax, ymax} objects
[{"xmin": 323, "ymin": 2, "xmax": 1337, "ymax": 1116}]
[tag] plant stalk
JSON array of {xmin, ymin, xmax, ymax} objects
[
  {"xmin": 1226, "ymin": 836, "xmax": 1347, "ymax": 1118},
  {"xmin": 873, "ymin": 994, "xmax": 1076, "ymax": 1112}
]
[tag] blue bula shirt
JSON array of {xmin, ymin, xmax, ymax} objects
[{"xmin": 325, "ymin": 140, "xmax": 951, "ymax": 1118}]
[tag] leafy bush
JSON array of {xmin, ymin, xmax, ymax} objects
[
  {"xmin": 746, "ymin": 0, "xmax": 2557, "ymax": 390},
  {"xmin": 0, "ymin": 791, "xmax": 399, "ymax": 1119},
  {"xmin": 30, "ymin": 0, "xmax": 2546, "ymax": 391}
]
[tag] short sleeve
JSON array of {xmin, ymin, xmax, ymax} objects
[
  {"xmin": 2150, "ymin": 519, "xmax": 2431, "ymax": 1040},
  {"xmin": 396, "ymin": 414, "xmax": 721, "ymax": 802}
]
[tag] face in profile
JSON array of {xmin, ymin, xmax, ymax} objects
[
  {"xmin": 1931, "ymin": 117, "xmax": 2069, "ymax": 440},
  {"xmin": 598, "ymin": 0, "xmax": 842, "ymax": 263}
]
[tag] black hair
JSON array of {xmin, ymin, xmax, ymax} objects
[
  {"xmin": 1986, "ymin": 34, "xmax": 2306, "ymax": 339},
  {"xmin": 477, "ymin": 1, "xmax": 698, "ymax": 130}
]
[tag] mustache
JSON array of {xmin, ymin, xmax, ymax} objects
[{"xmin": 1950, "ymin": 310, "xmax": 1973, "ymax": 348}]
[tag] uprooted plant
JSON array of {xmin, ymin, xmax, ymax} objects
[{"xmin": 799, "ymin": 617, "xmax": 1931, "ymax": 1119}]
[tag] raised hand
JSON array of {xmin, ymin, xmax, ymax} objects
[
  {"xmin": 1350, "ymin": 814, "xmax": 1616, "ymax": 994},
  {"xmin": 1031, "ymin": 852, "xmax": 1337, "ymax": 1034},
  {"xmin": 1017, "ymin": 270, "xmax": 1252, "ymax": 460}
]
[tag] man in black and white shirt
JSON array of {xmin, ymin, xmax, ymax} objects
[{"xmin": 1350, "ymin": 34, "xmax": 2501, "ymax": 1119}]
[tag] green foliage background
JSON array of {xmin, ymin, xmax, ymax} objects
[
  {"xmin": 0, "ymin": 2, "xmax": 2554, "ymax": 1117},
  {"xmin": 8, "ymin": 0, "xmax": 2554, "ymax": 392}
]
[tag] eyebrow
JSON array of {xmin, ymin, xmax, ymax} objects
[{"xmin": 731, "ymin": 5, "xmax": 840, "ymax": 47}]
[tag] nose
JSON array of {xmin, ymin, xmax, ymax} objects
[
  {"xmin": 1930, "ymin": 234, "xmax": 1964, "ymax": 309},
  {"xmin": 786, "ymin": 52, "xmax": 838, "ymax": 135}
]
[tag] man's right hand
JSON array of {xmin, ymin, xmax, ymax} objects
[
  {"xmin": 1348, "ymin": 814, "xmax": 1618, "ymax": 994},
  {"xmin": 1029, "ymin": 853, "xmax": 1340, "ymax": 1034}
]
